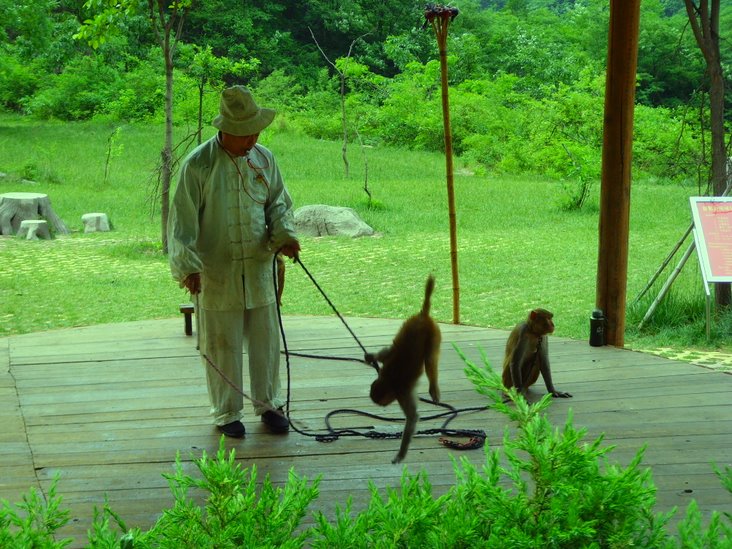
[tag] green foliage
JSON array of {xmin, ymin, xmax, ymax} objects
[
  {"xmin": 103, "ymin": 59, "xmax": 166, "ymax": 122},
  {"xmin": 25, "ymin": 55, "xmax": 120, "ymax": 120},
  {"xmin": 0, "ymin": 50, "xmax": 41, "ymax": 112},
  {"xmin": 0, "ymin": 476, "xmax": 72, "ymax": 548},
  {"xmin": 312, "ymin": 472, "xmax": 443, "ymax": 548},
  {"xmin": 86, "ymin": 438, "xmax": 321, "ymax": 548},
  {"xmin": 0, "ymin": 0, "xmax": 725, "ymax": 189},
  {"xmin": 458, "ymin": 348, "xmax": 677, "ymax": 547}
]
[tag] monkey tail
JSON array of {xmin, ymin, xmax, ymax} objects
[{"xmin": 421, "ymin": 275, "xmax": 435, "ymax": 316}]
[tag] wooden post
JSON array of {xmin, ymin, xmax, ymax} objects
[
  {"xmin": 596, "ymin": 0, "xmax": 641, "ymax": 347},
  {"xmin": 426, "ymin": 5, "xmax": 460, "ymax": 324}
]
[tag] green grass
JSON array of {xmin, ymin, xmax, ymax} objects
[{"xmin": 0, "ymin": 114, "xmax": 729, "ymax": 354}]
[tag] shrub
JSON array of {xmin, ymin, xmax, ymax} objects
[
  {"xmin": 112, "ymin": 442, "xmax": 320, "ymax": 548},
  {"xmin": 0, "ymin": 476, "xmax": 70, "ymax": 548},
  {"xmin": 0, "ymin": 52, "xmax": 40, "ymax": 112},
  {"xmin": 25, "ymin": 56, "xmax": 119, "ymax": 120},
  {"xmin": 104, "ymin": 59, "xmax": 165, "ymax": 122},
  {"xmin": 457, "ymin": 349, "xmax": 675, "ymax": 547}
]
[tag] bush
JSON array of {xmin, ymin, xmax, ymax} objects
[
  {"xmin": 104, "ymin": 59, "xmax": 165, "ymax": 122},
  {"xmin": 25, "ymin": 55, "xmax": 120, "ymax": 120},
  {"xmin": 0, "ymin": 51, "xmax": 41, "ymax": 112}
]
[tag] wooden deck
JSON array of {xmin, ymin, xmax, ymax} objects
[{"xmin": 1, "ymin": 315, "xmax": 731, "ymax": 546}]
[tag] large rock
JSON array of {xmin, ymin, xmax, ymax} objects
[
  {"xmin": 294, "ymin": 205, "xmax": 375, "ymax": 238},
  {"xmin": 82, "ymin": 212, "xmax": 111, "ymax": 233}
]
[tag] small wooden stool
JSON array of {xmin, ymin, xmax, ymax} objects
[{"xmin": 180, "ymin": 303, "xmax": 195, "ymax": 336}]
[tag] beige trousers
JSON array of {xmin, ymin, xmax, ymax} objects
[{"xmin": 198, "ymin": 302, "xmax": 284, "ymax": 425}]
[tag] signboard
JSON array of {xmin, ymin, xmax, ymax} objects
[{"xmin": 689, "ymin": 197, "xmax": 732, "ymax": 283}]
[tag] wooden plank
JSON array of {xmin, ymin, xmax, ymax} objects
[
  {"xmin": 0, "ymin": 337, "xmax": 40, "ymax": 503},
  {"xmin": 2, "ymin": 316, "xmax": 732, "ymax": 549}
]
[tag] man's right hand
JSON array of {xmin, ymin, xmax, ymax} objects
[{"xmin": 183, "ymin": 273, "xmax": 201, "ymax": 294}]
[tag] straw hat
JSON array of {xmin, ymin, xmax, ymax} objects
[{"xmin": 212, "ymin": 86, "xmax": 275, "ymax": 136}]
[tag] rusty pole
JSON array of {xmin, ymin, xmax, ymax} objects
[{"xmin": 426, "ymin": 5, "xmax": 460, "ymax": 324}]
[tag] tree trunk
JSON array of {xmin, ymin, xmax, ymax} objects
[
  {"xmin": 708, "ymin": 60, "xmax": 730, "ymax": 307},
  {"xmin": 0, "ymin": 192, "xmax": 68, "ymax": 235},
  {"xmin": 161, "ymin": 36, "xmax": 174, "ymax": 255},
  {"xmin": 197, "ymin": 82, "xmax": 204, "ymax": 146},
  {"xmin": 340, "ymin": 73, "xmax": 349, "ymax": 178},
  {"xmin": 684, "ymin": 0, "xmax": 729, "ymax": 308}
]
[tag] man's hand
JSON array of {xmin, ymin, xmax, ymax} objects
[
  {"xmin": 279, "ymin": 239, "xmax": 301, "ymax": 259},
  {"xmin": 183, "ymin": 273, "xmax": 201, "ymax": 294}
]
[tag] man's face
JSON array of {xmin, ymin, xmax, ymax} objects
[{"xmin": 221, "ymin": 132, "xmax": 259, "ymax": 156}]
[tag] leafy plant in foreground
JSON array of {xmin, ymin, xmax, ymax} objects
[
  {"xmin": 111, "ymin": 438, "xmax": 321, "ymax": 548},
  {"xmin": 457, "ymin": 347, "xmax": 675, "ymax": 547},
  {"xmin": 0, "ymin": 476, "xmax": 71, "ymax": 548}
]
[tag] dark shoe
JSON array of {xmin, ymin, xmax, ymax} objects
[
  {"xmin": 217, "ymin": 420, "xmax": 245, "ymax": 438},
  {"xmin": 261, "ymin": 408, "xmax": 289, "ymax": 434}
]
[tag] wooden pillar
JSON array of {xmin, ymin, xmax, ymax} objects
[{"xmin": 596, "ymin": 0, "xmax": 641, "ymax": 347}]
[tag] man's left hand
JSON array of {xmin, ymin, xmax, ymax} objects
[{"xmin": 279, "ymin": 239, "xmax": 300, "ymax": 258}]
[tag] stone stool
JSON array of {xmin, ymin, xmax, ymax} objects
[
  {"xmin": 17, "ymin": 219, "xmax": 50, "ymax": 240},
  {"xmin": 82, "ymin": 212, "xmax": 110, "ymax": 233}
]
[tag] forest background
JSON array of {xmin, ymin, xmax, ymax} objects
[
  {"xmin": 3, "ymin": 0, "xmax": 730, "ymax": 182},
  {"xmin": 1, "ymin": 0, "xmax": 731, "ymax": 351}
]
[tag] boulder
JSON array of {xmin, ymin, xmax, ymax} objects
[
  {"xmin": 82, "ymin": 212, "xmax": 111, "ymax": 233},
  {"xmin": 294, "ymin": 205, "xmax": 374, "ymax": 238}
]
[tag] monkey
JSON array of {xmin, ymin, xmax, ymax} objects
[
  {"xmin": 502, "ymin": 308, "xmax": 572, "ymax": 400},
  {"xmin": 365, "ymin": 275, "xmax": 441, "ymax": 464}
]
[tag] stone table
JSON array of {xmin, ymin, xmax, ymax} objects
[{"xmin": 0, "ymin": 192, "xmax": 69, "ymax": 235}]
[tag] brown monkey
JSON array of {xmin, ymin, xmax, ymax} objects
[
  {"xmin": 502, "ymin": 308, "xmax": 572, "ymax": 399},
  {"xmin": 365, "ymin": 275, "xmax": 441, "ymax": 464}
]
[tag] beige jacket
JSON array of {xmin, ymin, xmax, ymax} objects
[{"xmin": 168, "ymin": 137, "xmax": 296, "ymax": 310}]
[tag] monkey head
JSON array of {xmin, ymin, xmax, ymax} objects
[
  {"xmin": 370, "ymin": 377, "xmax": 396, "ymax": 406},
  {"xmin": 529, "ymin": 308, "xmax": 555, "ymax": 335}
]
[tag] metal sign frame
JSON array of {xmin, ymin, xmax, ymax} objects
[
  {"xmin": 689, "ymin": 196, "xmax": 732, "ymax": 339},
  {"xmin": 689, "ymin": 197, "xmax": 732, "ymax": 283}
]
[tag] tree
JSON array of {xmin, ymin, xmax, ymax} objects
[
  {"xmin": 76, "ymin": 0, "xmax": 191, "ymax": 253},
  {"xmin": 309, "ymin": 28, "xmax": 371, "ymax": 179},
  {"xmin": 180, "ymin": 44, "xmax": 260, "ymax": 145},
  {"xmin": 683, "ymin": 0, "xmax": 730, "ymax": 308}
]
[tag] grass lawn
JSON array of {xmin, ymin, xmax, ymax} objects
[{"xmin": 0, "ymin": 114, "xmax": 728, "ymax": 355}]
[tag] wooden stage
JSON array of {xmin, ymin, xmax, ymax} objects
[{"xmin": 1, "ymin": 315, "xmax": 731, "ymax": 546}]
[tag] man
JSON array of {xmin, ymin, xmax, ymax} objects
[{"xmin": 168, "ymin": 86, "xmax": 300, "ymax": 438}]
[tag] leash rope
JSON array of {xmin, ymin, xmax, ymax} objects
[
  {"xmin": 291, "ymin": 255, "xmax": 379, "ymax": 372},
  {"xmin": 278, "ymin": 255, "xmax": 487, "ymax": 449},
  {"xmin": 192, "ymin": 254, "xmax": 487, "ymax": 451}
]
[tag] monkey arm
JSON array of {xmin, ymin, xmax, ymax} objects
[
  {"xmin": 538, "ymin": 338, "xmax": 572, "ymax": 398},
  {"xmin": 364, "ymin": 346, "xmax": 393, "ymax": 366},
  {"xmin": 509, "ymin": 329, "xmax": 530, "ymax": 394}
]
